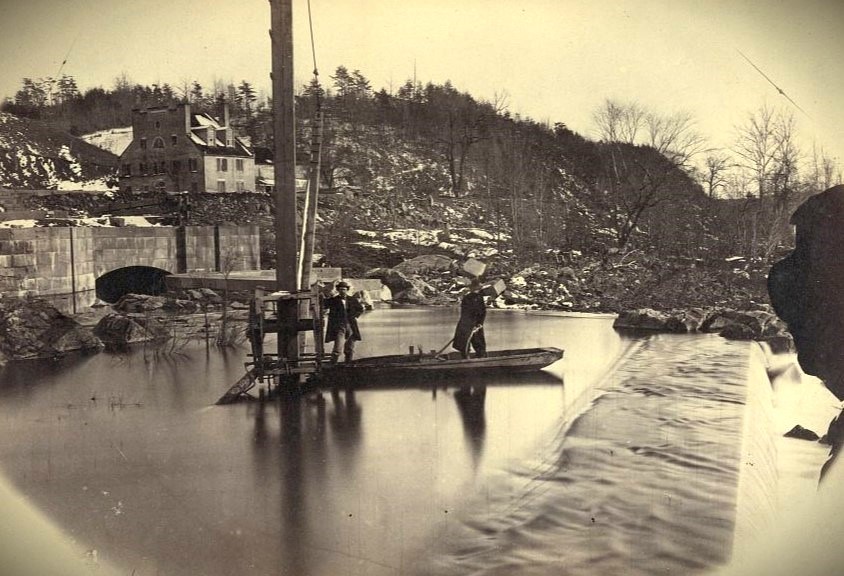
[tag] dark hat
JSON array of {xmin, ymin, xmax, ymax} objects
[{"xmin": 336, "ymin": 281, "xmax": 350, "ymax": 289}]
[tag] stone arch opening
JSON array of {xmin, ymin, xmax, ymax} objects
[{"xmin": 96, "ymin": 266, "xmax": 171, "ymax": 303}]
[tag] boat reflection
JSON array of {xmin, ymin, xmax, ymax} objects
[{"xmin": 319, "ymin": 368, "xmax": 564, "ymax": 392}]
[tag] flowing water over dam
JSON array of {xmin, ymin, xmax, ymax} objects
[{"xmin": 0, "ymin": 307, "xmax": 781, "ymax": 575}]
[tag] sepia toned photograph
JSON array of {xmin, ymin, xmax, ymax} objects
[{"xmin": 1, "ymin": 1, "xmax": 843, "ymax": 575}]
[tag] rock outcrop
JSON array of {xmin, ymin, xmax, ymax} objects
[
  {"xmin": 0, "ymin": 298, "xmax": 103, "ymax": 363},
  {"xmin": 93, "ymin": 312, "xmax": 170, "ymax": 345},
  {"xmin": 613, "ymin": 306, "xmax": 794, "ymax": 349}
]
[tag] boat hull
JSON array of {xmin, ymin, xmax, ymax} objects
[{"xmin": 320, "ymin": 347, "xmax": 563, "ymax": 384}]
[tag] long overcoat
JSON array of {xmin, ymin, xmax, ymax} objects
[
  {"xmin": 324, "ymin": 294, "xmax": 364, "ymax": 343},
  {"xmin": 452, "ymin": 291, "xmax": 486, "ymax": 353}
]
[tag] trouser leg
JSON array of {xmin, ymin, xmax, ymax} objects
[
  {"xmin": 471, "ymin": 328, "xmax": 487, "ymax": 358},
  {"xmin": 331, "ymin": 330, "xmax": 347, "ymax": 364},
  {"xmin": 344, "ymin": 337, "xmax": 355, "ymax": 362}
]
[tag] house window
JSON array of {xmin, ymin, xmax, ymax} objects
[
  {"xmin": 153, "ymin": 137, "xmax": 165, "ymax": 149},
  {"xmin": 188, "ymin": 158, "xmax": 198, "ymax": 172},
  {"xmin": 155, "ymin": 180, "xmax": 166, "ymax": 192},
  {"xmin": 217, "ymin": 180, "xmax": 226, "ymax": 193},
  {"xmin": 140, "ymin": 138, "xmax": 147, "ymax": 149},
  {"xmin": 154, "ymin": 120, "xmax": 161, "ymax": 129},
  {"xmin": 121, "ymin": 163, "xmax": 131, "ymax": 177},
  {"xmin": 236, "ymin": 181, "xmax": 245, "ymax": 192},
  {"xmin": 217, "ymin": 158, "xmax": 228, "ymax": 172},
  {"xmin": 140, "ymin": 162, "xmax": 148, "ymax": 175},
  {"xmin": 171, "ymin": 134, "xmax": 178, "ymax": 146},
  {"xmin": 235, "ymin": 158, "xmax": 244, "ymax": 171},
  {"xmin": 191, "ymin": 182, "xmax": 198, "ymax": 193},
  {"xmin": 172, "ymin": 160, "xmax": 181, "ymax": 173}
]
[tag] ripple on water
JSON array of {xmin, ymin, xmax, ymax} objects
[{"xmin": 420, "ymin": 336, "xmax": 753, "ymax": 576}]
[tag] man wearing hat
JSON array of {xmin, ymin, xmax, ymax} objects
[
  {"xmin": 453, "ymin": 277, "xmax": 487, "ymax": 359},
  {"xmin": 324, "ymin": 280, "xmax": 365, "ymax": 364}
]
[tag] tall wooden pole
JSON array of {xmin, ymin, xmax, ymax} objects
[
  {"xmin": 300, "ymin": 110, "xmax": 323, "ymax": 291},
  {"xmin": 270, "ymin": 0, "xmax": 299, "ymax": 362}
]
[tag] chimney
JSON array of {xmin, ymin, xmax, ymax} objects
[
  {"xmin": 223, "ymin": 101, "xmax": 230, "ymax": 128},
  {"xmin": 183, "ymin": 102, "xmax": 192, "ymax": 133}
]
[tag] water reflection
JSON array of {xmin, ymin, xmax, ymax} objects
[
  {"xmin": 453, "ymin": 385, "xmax": 487, "ymax": 468},
  {"xmin": 329, "ymin": 387, "xmax": 363, "ymax": 451},
  {"xmin": 0, "ymin": 309, "xmax": 628, "ymax": 576}
]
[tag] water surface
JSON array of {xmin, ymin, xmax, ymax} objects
[{"xmin": 0, "ymin": 307, "xmax": 749, "ymax": 575}]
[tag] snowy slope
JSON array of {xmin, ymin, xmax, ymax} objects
[
  {"xmin": 0, "ymin": 112, "xmax": 119, "ymax": 190},
  {"xmin": 79, "ymin": 126, "xmax": 133, "ymax": 156}
]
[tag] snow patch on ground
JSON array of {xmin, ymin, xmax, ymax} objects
[
  {"xmin": 0, "ymin": 219, "xmax": 38, "ymax": 228},
  {"xmin": 59, "ymin": 145, "xmax": 82, "ymax": 176},
  {"xmin": 383, "ymin": 229, "xmax": 439, "ymax": 246},
  {"xmin": 354, "ymin": 241, "xmax": 388, "ymax": 250},
  {"xmin": 79, "ymin": 127, "xmax": 133, "ymax": 156},
  {"xmin": 56, "ymin": 177, "xmax": 114, "ymax": 191},
  {"xmin": 117, "ymin": 216, "xmax": 158, "ymax": 227}
]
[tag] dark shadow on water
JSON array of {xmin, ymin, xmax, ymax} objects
[
  {"xmin": 454, "ymin": 384, "xmax": 487, "ymax": 469},
  {"xmin": 250, "ymin": 392, "xmax": 340, "ymax": 574},
  {"xmin": 329, "ymin": 386, "xmax": 363, "ymax": 450},
  {"xmin": 330, "ymin": 369, "xmax": 564, "ymax": 392}
]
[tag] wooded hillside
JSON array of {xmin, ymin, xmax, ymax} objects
[{"xmin": 3, "ymin": 68, "xmax": 831, "ymax": 312}]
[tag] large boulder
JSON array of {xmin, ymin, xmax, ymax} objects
[
  {"xmin": 392, "ymin": 254, "xmax": 454, "ymax": 276},
  {"xmin": 665, "ymin": 307, "xmax": 710, "ymax": 333},
  {"xmin": 93, "ymin": 312, "xmax": 170, "ymax": 344},
  {"xmin": 613, "ymin": 308, "xmax": 673, "ymax": 331},
  {"xmin": 0, "ymin": 298, "xmax": 104, "ymax": 361},
  {"xmin": 113, "ymin": 293, "xmax": 167, "ymax": 313},
  {"xmin": 769, "ymin": 186, "xmax": 844, "ymax": 394},
  {"xmin": 365, "ymin": 268, "xmax": 428, "ymax": 303}
]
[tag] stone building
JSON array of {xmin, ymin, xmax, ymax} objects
[
  {"xmin": 119, "ymin": 102, "xmax": 255, "ymax": 193},
  {"xmin": 253, "ymin": 146, "xmax": 310, "ymax": 194}
]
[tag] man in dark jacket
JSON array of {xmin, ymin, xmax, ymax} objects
[
  {"xmin": 324, "ymin": 280, "xmax": 364, "ymax": 364},
  {"xmin": 453, "ymin": 278, "xmax": 487, "ymax": 359}
]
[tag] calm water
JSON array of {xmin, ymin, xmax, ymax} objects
[{"xmin": 0, "ymin": 307, "xmax": 754, "ymax": 575}]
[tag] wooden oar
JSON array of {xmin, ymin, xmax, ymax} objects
[
  {"xmin": 434, "ymin": 337, "xmax": 455, "ymax": 356},
  {"xmin": 431, "ymin": 325, "xmax": 481, "ymax": 359}
]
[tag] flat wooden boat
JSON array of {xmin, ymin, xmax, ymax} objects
[{"xmin": 321, "ymin": 347, "xmax": 563, "ymax": 383}]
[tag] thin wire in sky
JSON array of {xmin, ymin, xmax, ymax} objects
[
  {"xmin": 736, "ymin": 49, "xmax": 811, "ymax": 121},
  {"xmin": 56, "ymin": 30, "xmax": 82, "ymax": 79}
]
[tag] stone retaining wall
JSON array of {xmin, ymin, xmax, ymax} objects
[{"xmin": 0, "ymin": 225, "xmax": 260, "ymax": 313}]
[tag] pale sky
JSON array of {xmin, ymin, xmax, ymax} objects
[{"xmin": 1, "ymin": 0, "xmax": 843, "ymax": 168}]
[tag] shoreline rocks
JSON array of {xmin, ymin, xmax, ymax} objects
[
  {"xmin": 0, "ymin": 298, "xmax": 103, "ymax": 364},
  {"xmin": 613, "ymin": 306, "xmax": 794, "ymax": 350}
]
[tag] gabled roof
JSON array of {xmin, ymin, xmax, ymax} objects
[
  {"xmin": 191, "ymin": 113, "xmax": 222, "ymax": 128},
  {"xmin": 189, "ymin": 135, "xmax": 252, "ymax": 158}
]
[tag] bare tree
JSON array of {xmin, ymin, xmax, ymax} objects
[
  {"xmin": 732, "ymin": 104, "xmax": 807, "ymax": 258},
  {"xmin": 592, "ymin": 99, "xmax": 645, "ymax": 144},
  {"xmin": 597, "ymin": 143, "xmax": 690, "ymax": 251},
  {"xmin": 733, "ymin": 103, "xmax": 780, "ymax": 198},
  {"xmin": 644, "ymin": 110, "xmax": 707, "ymax": 170},
  {"xmin": 703, "ymin": 153, "xmax": 732, "ymax": 198},
  {"xmin": 807, "ymin": 142, "xmax": 841, "ymax": 193}
]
